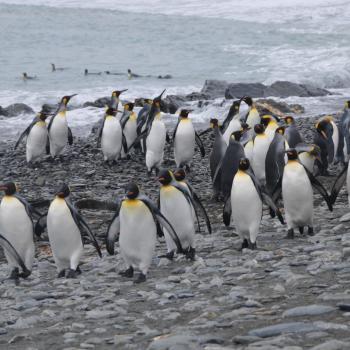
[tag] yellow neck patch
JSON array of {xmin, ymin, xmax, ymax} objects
[
  {"xmin": 130, "ymin": 112, "xmax": 136, "ymax": 121},
  {"xmin": 58, "ymin": 111, "xmax": 66, "ymax": 118},
  {"xmin": 155, "ymin": 113, "xmax": 162, "ymax": 120},
  {"xmin": 122, "ymin": 199, "xmax": 142, "ymax": 208},
  {"xmin": 36, "ymin": 121, "xmax": 46, "ymax": 127}
]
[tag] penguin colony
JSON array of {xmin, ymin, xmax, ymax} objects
[{"xmin": 1, "ymin": 91, "xmax": 350, "ymax": 283}]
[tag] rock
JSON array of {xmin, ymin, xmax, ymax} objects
[
  {"xmin": 83, "ymin": 97, "xmax": 110, "ymax": 108},
  {"xmin": 0, "ymin": 103, "xmax": 34, "ymax": 117},
  {"xmin": 201, "ymin": 80, "xmax": 229, "ymax": 99},
  {"xmin": 340, "ymin": 213, "xmax": 350, "ymax": 222},
  {"xmin": 161, "ymin": 95, "xmax": 187, "ymax": 114},
  {"xmin": 310, "ymin": 340, "xmax": 350, "ymax": 350},
  {"xmin": 225, "ymin": 83, "xmax": 266, "ymax": 99},
  {"xmin": 265, "ymin": 81, "xmax": 330, "ymax": 98},
  {"xmin": 282, "ymin": 305, "xmax": 336, "ymax": 317},
  {"xmin": 255, "ymin": 99, "xmax": 305, "ymax": 116},
  {"xmin": 248, "ymin": 322, "xmax": 318, "ymax": 338},
  {"xmin": 0, "ymin": 328, "xmax": 7, "ymax": 335}
]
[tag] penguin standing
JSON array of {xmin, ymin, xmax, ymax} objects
[
  {"xmin": 158, "ymin": 169, "xmax": 209, "ymax": 260},
  {"xmin": 276, "ymin": 149, "xmax": 332, "ymax": 239},
  {"xmin": 15, "ymin": 108, "xmax": 50, "ymax": 164},
  {"xmin": 222, "ymin": 100, "xmax": 242, "ymax": 145},
  {"xmin": 314, "ymin": 119, "xmax": 334, "ymax": 175},
  {"xmin": 336, "ymin": 101, "xmax": 350, "ymax": 164},
  {"xmin": 97, "ymin": 107, "xmax": 127, "ymax": 164},
  {"xmin": 0, "ymin": 182, "xmax": 40, "ymax": 279},
  {"xmin": 45, "ymin": 184, "xmax": 102, "ymax": 278},
  {"xmin": 251, "ymin": 124, "xmax": 271, "ymax": 185},
  {"xmin": 173, "ymin": 109, "xmax": 205, "ymax": 170},
  {"xmin": 243, "ymin": 96, "xmax": 260, "ymax": 129},
  {"xmin": 120, "ymin": 102, "xmax": 137, "ymax": 154},
  {"xmin": 47, "ymin": 94, "xmax": 76, "ymax": 158},
  {"xmin": 261, "ymin": 115, "xmax": 280, "ymax": 141},
  {"xmin": 106, "ymin": 183, "xmax": 182, "ymax": 283},
  {"xmin": 284, "ymin": 116, "xmax": 303, "ymax": 148},
  {"xmin": 110, "ymin": 89, "xmax": 128, "ymax": 110},
  {"xmin": 223, "ymin": 158, "xmax": 283, "ymax": 249},
  {"xmin": 209, "ymin": 118, "xmax": 227, "ymax": 200}
]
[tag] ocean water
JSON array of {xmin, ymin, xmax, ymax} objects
[{"xmin": 0, "ymin": 0, "xmax": 350, "ymax": 139}]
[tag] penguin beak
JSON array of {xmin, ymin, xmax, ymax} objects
[
  {"xmin": 127, "ymin": 191, "xmax": 134, "ymax": 196},
  {"xmin": 157, "ymin": 89, "xmax": 166, "ymax": 100},
  {"xmin": 120, "ymin": 89, "xmax": 128, "ymax": 94},
  {"xmin": 158, "ymin": 177, "xmax": 165, "ymax": 182}
]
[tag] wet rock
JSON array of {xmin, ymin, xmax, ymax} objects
[
  {"xmin": 225, "ymin": 83, "xmax": 266, "ymax": 99},
  {"xmin": 265, "ymin": 81, "xmax": 330, "ymax": 98},
  {"xmin": 83, "ymin": 97, "xmax": 110, "ymax": 108},
  {"xmin": 0, "ymin": 103, "xmax": 34, "ymax": 117},
  {"xmin": 248, "ymin": 322, "xmax": 318, "ymax": 338},
  {"xmin": 282, "ymin": 305, "xmax": 336, "ymax": 317},
  {"xmin": 201, "ymin": 80, "xmax": 229, "ymax": 99},
  {"xmin": 310, "ymin": 340, "xmax": 350, "ymax": 350}
]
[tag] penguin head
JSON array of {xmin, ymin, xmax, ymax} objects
[
  {"xmin": 158, "ymin": 169, "xmax": 173, "ymax": 185},
  {"xmin": 105, "ymin": 107, "xmax": 117, "ymax": 116},
  {"xmin": 240, "ymin": 122, "xmax": 251, "ymax": 132},
  {"xmin": 230, "ymin": 130, "xmax": 243, "ymax": 142},
  {"xmin": 261, "ymin": 115, "xmax": 279, "ymax": 126},
  {"xmin": 210, "ymin": 118, "xmax": 219, "ymax": 128},
  {"xmin": 152, "ymin": 89, "xmax": 166, "ymax": 108},
  {"xmin": 145, "ymin": 99, "xmax": 153, "ymax": 105},
  {"xmin": 173, "ymin": 168, "xmax": 186, "ymax": 181},
  {"xmin": 230, "ymin": 100, "xmax": 241, "ymax": 113},
  {"xmin": 112, "ymin": 89, "xmax": 128, "ymax": 98},
  {"xmin": 276, "ymin": 126, "xmax": 285, "ymax": 135},
  {"xmin": 123, "ymin": 102, "xmax": 134, "ymax": 111},
  {"xmin": 37, "ymin": 111, "xmax": 49, "ymax": 121},
  {"xmin": 61, "ymin": 94, "xmax": 77, "ymax": 106},
  {"xmin": 56, "ymin": 184, "xmax": 70, "ymax": 198},
  {"xmin": 315, "ymin": 119, "xmax": 330, "ymax": 139},
  {"xmin": 23, "ymin": 72, "xmax": 27, "ymax": 78},
  {"xmin": 286, "ymin": 149, "xmax": 298, "ymax": 161},
  {"xmin": 243, "ymin": 96, "xmax": 253, "ymax": 107},
  {"xmin": 179, "ymin": 109, "xmax": 192, "ymax": 119},
  {"xmin": 125, "ymin": 183, "xmax": 139, "ymax": 199},
  {"xmin": 0, "ymin": 182, "xmax": 17, "ymax": 195},
  {"xmin": 284, "ymin": 116, "xmax": 295, "ymax": 125},
  {"xmin": 238, "ymin": 158, "xmax": 250, "ymax": 171},
  {"xmin": 254, "ymin": 124, "xmax": 265, "ymax": 134}
]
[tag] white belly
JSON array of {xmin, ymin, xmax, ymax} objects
[
  {"xmin": 26, "ymin": 123, "xmax": 48, "ymax": 162},
  {"xmin": 160, "ymin": 186, "xmax": 195, "ymax": 251},
  {"xmin": 49, "ymin": 114, "xmax": 68, "ymax": 157},
  {"xmin": 124, "ymin": 119, "xmax": 137, "ymax": 149},
  {"xmin": 47, "ymin": 198, "xmax": 83, "ymax": 270},
  {"xmin": 101, "ymin": 117, "xmax": 122, "ymax": 160},
  {"xmin": 299, "ymin": 152, "xmax": 315, "ymax": 173},
  {"xmin": 231, "ymin": 173, "xmax": 262, "ymax": 243},
  {"xmin": 331, "ymin": 121, "xmax": 339, "ymax": 160},
  {"xmin": 174, "ymin": 121, "xmax": 195, "ymax": 167},
  {"xmin": 265, "ymin": 124, "xmax": 278, "ymax": 142},
  {"xmin": 223, "ymin": 119, "xmax": 241, "ymax": 145},
  {"xmin": 119, "ymin": 200, "xmax": 156, "ymax": 274},
  {"xmin": 245, "ymin": 140, "xmax": 254, "ymax": 163},
  {"xmin": 247, "ymin": 109, "xmax": 260, "ymax": 128},
  {"xmin": 146, "ymin": 120, "xmax": 166, "ymax": 170},
  {"xmin": 282, "ymin": 162, "xmax": 313, "ymax": 229},
  {"xmin": 252, "ymin": 135, "xmax": 270, "ymax": 184},
  {"xmin": 0, "ymin": 197, "xmax": 34, "ymax": 270}
]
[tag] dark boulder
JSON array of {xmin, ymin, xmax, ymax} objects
[
  {"xmin": 201, "ymin": 80, "xmax": 229, "ymax": 99},
  {"xmin": 0, "ymin": 103, "xmax": 34, "ymax": 117},
  {"xmin": 83, "ymin": 97, "xmax": 110, "ymax": 108},
  {"xmin": 256, "ymin": 98, "xmax": 305, "ymax": 116},
  {"xmin": 225, "ymin": 83, "xmax": 266, "ymax": 99},
  {"xmin": 264, "ymin": 81, "xmax": 330, "ymax": 98}
]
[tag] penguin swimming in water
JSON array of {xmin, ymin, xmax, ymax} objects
[
  {"xmin": 173, "ymin": 109, "xmax": 205, "ymax": 170},
  {"xmin": 120, "ymin": 102, "xmax": 137, "ymax": 155},
  {"xmin": 158, "ymin": 169, "xmax": 210, "ymax": 260},
  {"xmin": 0, "ymin": 182, "xmax": 41, "ymax": 279},
  {"xmin": 15, "ymin": 107, "xmax": 50, "ymax": 164},
  {"xmin": 84, "ymin": 69, "xmax": 102, "ymax": 76},
  {"xmin": 51, "ymin": 63, "xmax": 66, "ymax": 72},
  {"xmin": 222, "ymin": 100, "xmax": 242, "ymax": 144},
  {"xmin": 106, "ymin": 183, "xmax": 182, "ymax": 283},
  {"xmin": 47, "ymin": 94, "xmax": 76, "ymax": 158},
  {"xmin": 97, "ymin": 107, "xmax": 127, "ymax": 164},
  {"xmin": 44, "ymin": 184, "xmax": 102, "ymax": 278},
  {"xmin": 242, "ymin": 96, "xmax": 260, "ymax": 129},
  {"xmin": 223, "ymin": 158, "xmax": 284, "ymax": 250},
  {"xmin": 336, "ymin": 101, "xmax": 350, "ymax": 164},
  {"xmin": 261, "ymin": 115, "xmax": 280, "ymax": 141},
  {"xmin": 284, "ymin": 116, "xmax": 303, "ymax": 148},
  {"xmin": 22, "ymin": 72, "xmax": 37, "ymax": 81},
  {"xmin": 252, "ymin": 124, "xmax": 271, "ymax": 185},
  {"xmin": 274, "ymin": 149, "xmax": 332, "ymax": 239},
  {"xmin": 209, "ymin": 118, "xmax": 227, "ymax": 200},
  {"xmin": 214, "ymin": 130, "xmax": 246, "ymax": 201}
]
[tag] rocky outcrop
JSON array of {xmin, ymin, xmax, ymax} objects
[
  {"xmin": 0, "ymin": 103, "xmax": 34, "ymax": 117},
  {"xmin": 201, "ymin": 80, "xmax": 229, "ymax": 99},
  {"xmin": 83, "ymin": 97, "xmax": 110, "ymax": 108}
]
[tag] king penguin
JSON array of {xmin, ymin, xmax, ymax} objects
[
  {"xmin": 284, "ymin": 116, "xmax": 303, "ymax": 148},
  {"xmin": 278, "ymin": 149, "xmax": 332, "ymax": 239},
  {"xmin": 173, "ymin": 109, "xmax": 205, "ymax": 170},
  {"xmin": 243, "ymin": 96, "xmax": 260, "ymax": 129},
  {"xmin": 106, "ymin": 183, "xmax": 182, "ymax": 283},
  {"xmin": 46, "ymin": 184, "xmax": 102, "ymax": 278},
  {"xmin": 261, "ymin": 115, "xmax": 280, "ymax": 141},
  {"xmin": 222, "ymin": 100, "xmax": 242, "ymax": 145},
  {"xmin": 120, "ymin": 102, "xmax": 137, "ymax": 155},
  {"xmin": 223, "ymin": 158, "xmax": 284, "ymax": 250},
  {"xmin": 336, "ymin": 101, "xmax": 350, "ymax": 164},
  {"xmin": 314, "ymin": 119, "xmax": 334, "ymax": 175},
  {"xmin": 0, "ymin": 182, "xmax": 40, "ymax": 279},
  {"xmin": 110, "ymin": 89, "xmax": 128, "ymax": 111},
  {"xmin": 15, "ymin": 107, "xmax": 50, "ymax": 164},
  {"xmin": 97, "ymin": 107, "xmax": 127, "ymax": 164},
  {"xmin": 47, "ymin": 94, "xmax": 76, "ymax": 158}
]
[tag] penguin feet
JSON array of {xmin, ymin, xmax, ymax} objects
[
  {"xmin": 248, "ymin": 240, "xmax": 257, "ymax": 250},
  {"xmin": 76, "ymin": 266, "xmax": 82, "ymax": 275},
  {"xmin": 9, "ymin": 267, "xmax": 19, "ymax": 280},
  {"xmin": 308, "ymin": 226, "xmax": 314, "ymax": 236},
  {"xmin": 57, "ymin": 270, "xmax": 66, "ymax": 278},
  {"xmin": 134, "ymin": 273, "xmax": 147, "ymax": 284},
  {"xmin": 66, "ymin": 269, "xmax": 77, "ymax": 279},
  {"xmin": 185, "ymin": 247, "xmax": 196, "ymax": 261},
  {"xmin": 299, "ymin": 227, "xmax": 304, "ymax": 235},
  {"xmin": 286, "ymin": 229, "xmax": 294, "ymax": 239},
  {"xmin": 19, "ymin": 269, "xmax": 31, "ymax": 279},
  {"xmin": 158, "ymin": 251, "xmax": 174, "ymax": 261},
  {"xmin": 119, "ymin": 266, "xmax": 134, "ymax": 278},
  {"xmin": 239, "ymin": 239, "xmax": 249, "ymax": 251}
]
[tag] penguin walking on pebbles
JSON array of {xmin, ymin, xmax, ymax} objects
[
  {"xmin": 120, "ymin": 102, "xmax": 137, "ymax": 156},
  {"xmin": 47, "ymin": 94, "xmax": 76, "ymax": 158},
  {"xmin": 173, "ymin": 109, "xmax": 205, "ymax": 170},
  {"xmin": 106, "ymin": 183, "xmax": 182, "ymax": 283},
  {"xmin": 97, "ymin": 107, "xmax": 127, "ymax": 164},
  {"xmin": 273, "ymin": 149, "xmax": 332, "ymax": 239},
  {"xmin": 0, "ymin": 182, "xmax": 40, "ymax": 279},
  {"xmin": 40, "ymin": 184, "xmax": 102, "ymax": 278},
  {"xmin": 15, "ymin": 107, "xmax": 50, "ymax": 165},
  {"xmin": 223, "ymin": 158, "xmax": 284, "ymax": 250}
]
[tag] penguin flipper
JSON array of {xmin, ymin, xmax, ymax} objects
[
  {"xmin": 68, "ymin": 127, "xmax": 73, "ymax": 145},
  {"xmin": 303, "ymin": 165, "xmax": 333, "ymax": 211},
  {"xmin": 223, "ymin": 196, "xmax": 231, "ymax": 227},
  {"xmin": 127, "ymin": 129, "xmax": 148, "ymax": 153},
  {"xmin": 140, "ymin": 197, "xmax": 183, "ymax": 253},
  {"xmin": 172, "ymin": 119, "xmax": 180, "ymax": 142},
  {"xmin": 271, "ymin": 176, "xmax": 283, "ymax": 203},
  {"xmin": 120, "ymin": 115, "xmax": 130, "ymax": 129},
  {"xmin": 65, "ymin": 201, "xmax": 102, "ymax": 257},
  {"xmin": 106, "ymin": 202, "xmax": 121, "ymax": 255},
  {"xmin": 195, "ymin": 131, "xmax": 205, "ymax": 157},
  {"xmin": 14, "ymin": 194, "xmax": 42, "ymax": 231},
  {"xmin": 0, "ymin": 233, "xmax": 30, "ymax": 275},
  {"xmin": 14, "ymin": 122, "xmax": 34, "ymax": 149},
  {"xmin": 97, "ymin": 117, "xmax": 105, "ymax": 148},
  {"xmin": 261, "ymin": 191, "xmax": 285, "ymax": 225},
  {"xmin": 122, "ymin": 133, "xmax": 128, "ymax": 154},
  {"xmin": 330, "ymin": 164, "xmax": 348, "ymax": 205}
]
